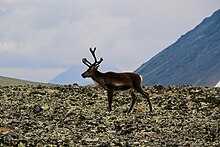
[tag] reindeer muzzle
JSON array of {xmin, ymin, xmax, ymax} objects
[{"xmin": 81, "ymin": 73, "xmax": 87, "ymax": 78}]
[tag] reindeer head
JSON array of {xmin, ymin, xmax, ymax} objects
[{"xmin": 81, "ymin": 47, "xmax": 103, "ymax": 78}]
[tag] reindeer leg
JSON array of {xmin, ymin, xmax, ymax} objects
[
  {"xmin": 107, "ymin": 90, "xmax": 113, "ymax": 112},
  {"xmin": 142, "ymin": 91, "xmax": 152, "ymax": 112},
  {"xmin": 135, "ymin": 87, "xmax": 153, "ymax": 112},
  {"xmin": 127, "ymin": 89, "xmax": 137, "ymax": 114}
]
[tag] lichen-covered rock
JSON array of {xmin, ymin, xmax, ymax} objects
[{"xmin": 0, "ymin": 84, "xmax": 219, "ymax": 146}]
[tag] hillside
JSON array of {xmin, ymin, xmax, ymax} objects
[
  {"xmin": 0, "ymin": 84, "xmax": 219, "ymax": 146},
  {"xmin": 136, "ymin": 9, "xmax": 220, "ymax": 87},
  {"xmin": 50, "ymin": 64, "xmax": 120, "ymax": 85},
  {"xmin": 49, "ymin": 65, "xmax": 93, "ymax": 86},
  {"xmin": 0, "ymin": 76, "xmax": 50, "ymax": 86}
]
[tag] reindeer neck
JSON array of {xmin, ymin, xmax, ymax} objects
[{"xmin": 91, "ymin": 70, "xmax": 105, "ymax": 86}]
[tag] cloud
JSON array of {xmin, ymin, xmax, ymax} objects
[
  {"xmin": 0, "ymin": 0, "xmax": 220, "ymax": 82},
  {"xmin": 0, "ymin": 0, "xmax": 15, "ymax": 12},
  {"xmin": 0, "ymin": 40, "xmax": 35, "ymax": 57},
  {"xmin": 0, "ymin": 41, "xmax": 17, "ymax": 52}
]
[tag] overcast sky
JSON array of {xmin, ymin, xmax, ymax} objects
[{"xmin": 0, "ymin": 0, "xmax": 220, "ymax": 82}]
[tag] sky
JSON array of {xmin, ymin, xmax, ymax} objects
[{"xmin": 0, "ymin": 0, "xmax": 220, "ymax": 82}]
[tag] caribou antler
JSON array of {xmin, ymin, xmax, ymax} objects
[
  {"xmin": 89, "ymin": 47, "xmax": 103, "ymax": 66},
  {"xmin": 82, "ymin": 58, "xmax": 92, "ymax": 67},
  {"xmin": 82, "ymin": 47, "xmax": 103, "ymax": 67}
]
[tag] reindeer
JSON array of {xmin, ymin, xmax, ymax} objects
[{"xmin": 81, "ymin": 47, "xmax": 152, "ymax": 113}]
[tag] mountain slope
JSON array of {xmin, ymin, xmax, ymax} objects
[
  {"xmin": 136, "ymin": 9, "xmax": 220, "ymax": 87},
  {"xmin": 0, "ymin": 76, "xmax": 49, "ymax": 86},
  {"xmin": 49, "ymin": 65, "xmax": 92, "ymax": 85},
  {"xmin": 50, "ymin": 64, "xmax": 120, "ymax": 85}
]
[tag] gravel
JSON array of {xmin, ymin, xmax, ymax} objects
[{"xmin": 0, "ymin": 84, "xmax": 220, "ymax": 146}]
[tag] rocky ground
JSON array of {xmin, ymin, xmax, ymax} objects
[{"xmin": 0, "ymin": 84, "xmax": 220, "ymax": 146}]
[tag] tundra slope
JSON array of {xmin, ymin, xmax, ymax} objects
[{"xmin": 0, "ymin": 84, "xmax": 220, "ymax": 146}]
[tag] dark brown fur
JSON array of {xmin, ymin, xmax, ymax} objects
[{"xmin": 82, "ymin": 48, "xmax": 152, "ymax": 113}]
